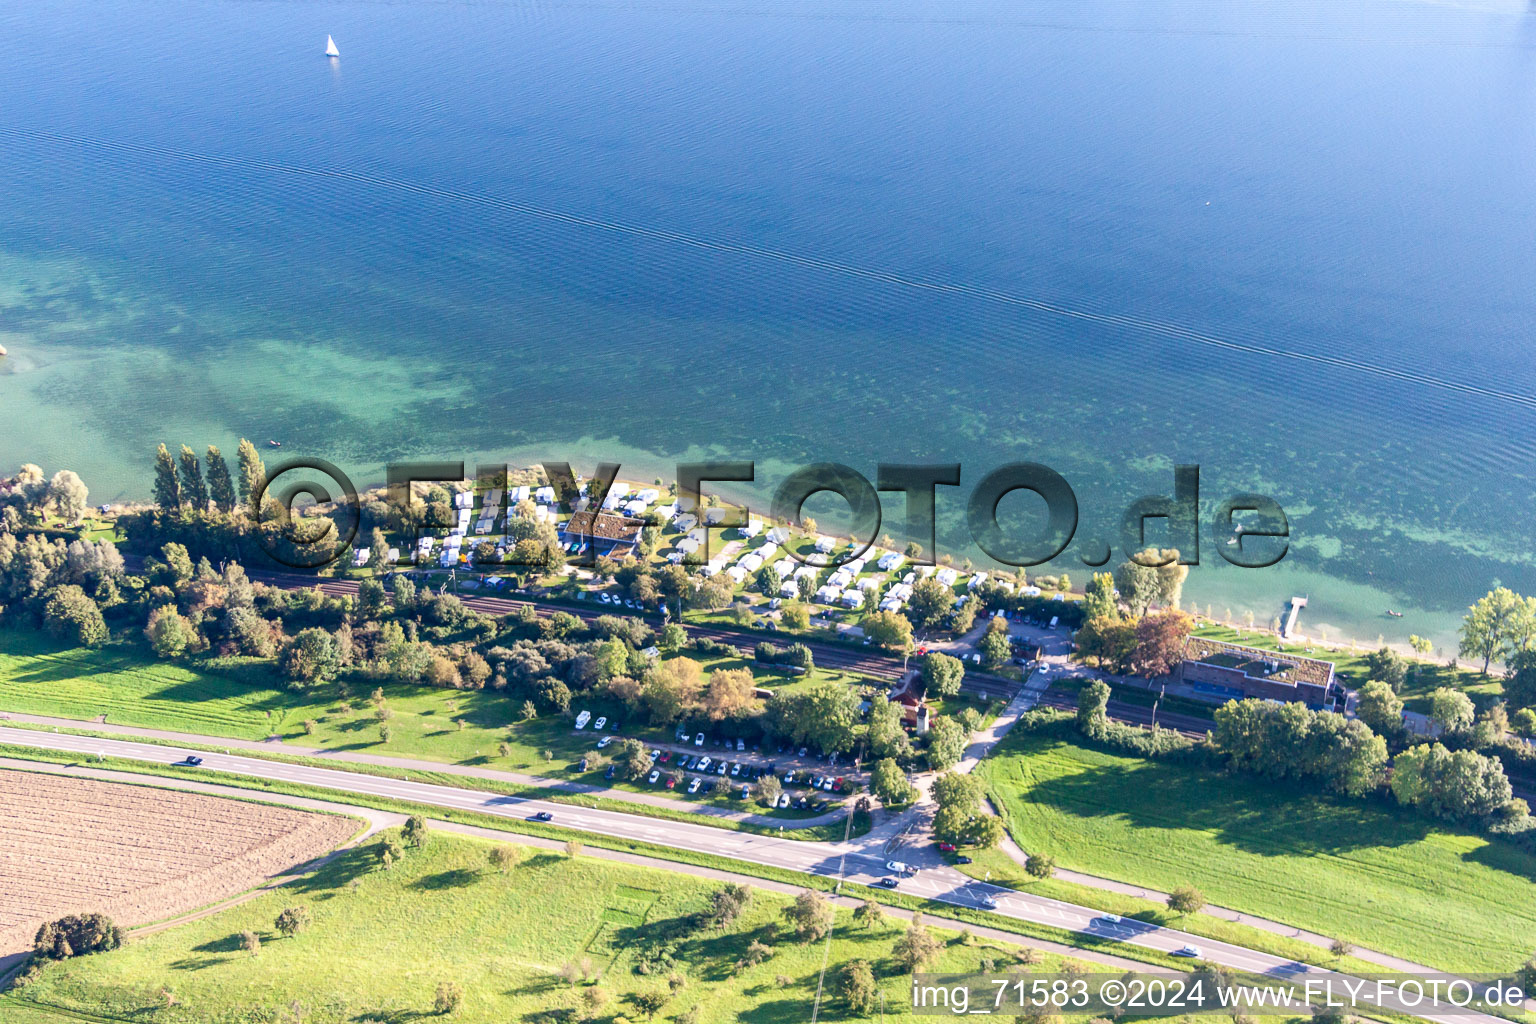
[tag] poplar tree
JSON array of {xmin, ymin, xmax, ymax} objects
[
  {"xmin": 236, "ymin": 439, "xmax": 265, "ymax": 516},
  {"xmin": 177, "ymin": 445, "xmax": 207, "ymax": 509},
  {"xmin": 152, "ymin": 444, "xmax": 181, "ymax": 510},
  {"xmin": 206, "ymin": 445, "xmax": 237, "ymax": 513}
]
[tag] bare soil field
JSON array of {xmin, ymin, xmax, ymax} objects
[{"xmin": 0, "ymin": 769, "xmax": 357, "ymax": 955}]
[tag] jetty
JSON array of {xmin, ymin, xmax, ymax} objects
[{"xmin": 1280, "ymin": 595, "xmax": 1307, "ymax": 639}]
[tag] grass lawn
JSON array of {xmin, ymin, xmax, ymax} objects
[
  {"xmin": 0, "ymin": 633, "xmax": 845, "ymax": 823},
  {"xmin": 1191, "ymin": 625, "xmax": 1504, "ymax": 713},
  {"xmin": 1, "ymin": 829, "xmax": 1074, "ymax": 1024},
  {"xmin": 976, "ymin": 730, "xmax": 1536, "ymax": 974}
]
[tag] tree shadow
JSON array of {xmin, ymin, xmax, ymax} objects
[{"xmin": 411, "ymin": 868, "xmax": 481, "ymax": 890}]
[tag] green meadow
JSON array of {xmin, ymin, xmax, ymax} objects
[
  {"xmin": 3, "ymin": 829, "xmax": 1075, "ymax": 1024},
  {"xmin": 976, "ymin": 730, "xmax": 1536, "ymax": 974}
]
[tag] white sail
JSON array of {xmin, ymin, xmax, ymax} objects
[{"xmin": 325, "ymin": 34, "xmax": 340, "ymax": 57}]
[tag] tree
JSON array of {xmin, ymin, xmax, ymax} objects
[
  {"xmin": 615, "ymin": 738, "xmax": 653, "ymax": 780},
  {"xmin": 906, "ymin": 577, "xmax": 956, "ymax": 630},
  {"xmin": 145, "ymin": 606, "xmax": 196, "ymax": 659},
  {"xmin": 1429, "ymin": 687, "xmax": 1475, "ymax": 735},
  {"xmin": 706, "ymin": 884, "xmax": 753, "ymax": 928},
  {"xmin": 838, "ymin": 959, "xmax": 878, "ymax": 1013},
  {"xmin": 891, "ymin": 921, "xmax": 942, "ymax": 971},
  {"xmin": 630, "ymin": 990, "xmax": 670, "ymax": 1018},
  {"xmin": 488, "ymin": 844, "xmax": 521, "ymax": 872},
  {"xmin": 765, "ymin": 684, "xmax": 861, "ymax": 754},
  {"xmin": 42, "ymin": 585, "xmax": 107, "ymax": 647},
  {"xmin": 1113, "ymin": 559, "xmax": 1160, "ymax": 617},
  {"xmin": 47, "ymin": 470, "xmax": 89, "ymax": 524},
  {"xmin": 756, "ymin": 773, "xmax": 783, "ymax": 807},
  {"xmin": 177, "ymin": 445, "xmax": 208, "ymax": 509},
  {"xmin": 274, "ymin": 906, "xmax": 311, "ymax": 937},
  {"xmin": 925, "ymin": 715, "xmax": 967, "ymax": 772},
  {"xmin": 1354, "ymin": 680, "xmax": 1404, "ymax": 736},
  {"xmin": 1129, "ymin": 610, "xmax": 1193, "ymax": 677},
  {"xmin": 205, "ymin": 446, "xmax": 237, "ymax": 512},
  {"xmin": 1074, "ymin": 616, "xmax": 1136, "ymax": 673},
  {"xmin": 979, "ymin": 627, "xmax": 1011, "ymax": 669},
  {"xmin": 403, "ymin": 814, "xmax": 430, "ymax": 848},
  {"xmin": 970, "ymin": 814, "xmax": 1005, "ymax": 849},
  {"xmin": 702, "ymin": 667, "xmax": 757, "ymax": 721},
  {"xmin": 781, "ymin": 602, "xmax": 811, "ymax": 630},
  {"xmin": 32, "ymin": 913, "xmax": 124, "ymax": 960},
  {"xmin": 1076, "ymin": 679, "xmax": 1110, "ymax": 734},
  {"xmin": 1513, "ymin": 707, "xmax": 1536, "ymax": 738},
  {"xmin": 1362, "ymin": 647, "xmax": 1409, "ymax": 693},
  {"xmin": 1389, "ymin": 742, "xmax": 1515, "ymax": 822},
  {"xmin": 1167, "ymin": 885, "xmax": 1205, "ymax": 916},
  {"xmin": 1329, "ymin": 938, "xmax": 1354, "ymax": 958},
  {"xmin": 280, "ymin": 628, "xmax": 343, "ymax": 687},
  {"xmin": 433, "ymin": 980, "xmax": 463, "ymax": 1015},
  {"xmin": 153, "ymin": 443, "xmax": 181, "ymax": 510},
  {"xmin": 1024, "ymin": 854, "xmax": 1055, "ymax": 880},
  {"xmin": 1082, "ymin": 572, "xmax": 1119, "ymax": 622},
  {"xmin": 853, "ymin": 898, "xmax": 885, "ymax": 929},
  {"xmin": 862, "ymin": 609, "xmax": 914, "ymax": 653},
  {"xmin": 642, "ymin": 657, "xmax": 704, "ymax": 724},
  {"xmin": 564, "ymin": 839, "xmax": 583, "ymax": 858},
  {"xmin": 1460, "ymin": 587, "xmax": 1536, "ymax": 675},
  {"xmin": 781, "ymin": 889, "xmax": 833, "ymax": 942},
  {"xmin": 241, "ymin": 930, "xmax": 261, "ymax": 957},
  {"xmin": 921, "ymin": 651, "xmax": 966, "ymax": 698},
  {"xmin": 236, "ymin": 438, "xmax": 265, "ymax": 515},
  {"xmin": 871, "ymin": 758, "xmax": 915, "ymax": 805},
  {"xmin": 1505, "ymin": 648, "xmax": 1536, "ymax": 711}
]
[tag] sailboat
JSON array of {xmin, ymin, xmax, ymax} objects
[{"xmin": 325, "ymin": 35, "xmax": 340, "ymax": 58}]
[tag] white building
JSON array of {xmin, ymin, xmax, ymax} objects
[
  {"xmin": 841, "ymin": 590, "xmax": 865, "ymax": 609},
  {"xmin": 877, "ymin": 551, "xmax": 905, "ymax": 571}
]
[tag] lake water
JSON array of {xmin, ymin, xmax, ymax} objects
[{"xmin": 2, "ymin": 0, "xmax": 1535, "ymax": 647}]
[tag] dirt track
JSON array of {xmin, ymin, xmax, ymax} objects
[{"xmin": 0, "ymin": 769, "xmax": 357, "ymax": 956}]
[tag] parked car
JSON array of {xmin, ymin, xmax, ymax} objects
[
  {"xmin": 978, "ymin": 894, "xmax": 998, "ymax": 909},
  {"xmin": 605, "ymin": 765, "xmax": 616, "ymax": 780},
  {"xmin": 955, "ymin": 855, "xmax": 973, "ymax": 865},
  {"xmin": 647, "ymin": 769, "xmax": 660, "ymax": 784},
  {"xmin": 739, "ymin": 784, "xmax": 751, "ymax": 799},
  {"xmin": 776, "ymin": 792, "xmax": 791, "ymax": 808},
  {"xmin": 593, "ymin": 716, "xmax": 607, "ymax": 730},
  {"xmin": 715, "ymin": 761, "xmax": 727, "ymax": 775},
  {"xmin": 575, "ymin": 710, "xmax": 592, "ymax": 729},
  {"xmin": 665, "ymin": 775, "xmax": 677, "ymax": 789},
  {"xmin": 529, "ymin": 811, "xmax": 554, "ymax": 822},
  {"xmin": 698, "ymin": 757, "xmax": 712, "ymax": 772},
  {"xmin": 596, "ymin": 736, "xmax": 614, "ymax": 749},
  {"xmin": 730, "ymin": 763, "xmax": 742, "ymax": 777},
  {"xmin": 736, "ymin": 738, "xmax": 746, "ymax": 751},
  {"xmin": 649, "ymin": 748, "xmax": 661, "ymax": 761},
  {"xmin": 938, "ymin": 842, "xmax": 956, "ymax": 852},
  {"xmin": 694, "ymin": 734, "xmax": 705, "ymax": 747},
  {"xmin": 659, "ymin": 751, "xmax": 671, "ymax": 763},
  {"xmin": 688, "ymin": 777, "xmax": 701, "ymax": 794}
]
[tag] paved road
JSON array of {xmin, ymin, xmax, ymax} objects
[
  {"xmin": 0, "ymin": 711, "xmax": 852, "ymax": 831},
  {"xmin": 0, "ymin": 726, "xmax": 1504, "ymax": 1024}
]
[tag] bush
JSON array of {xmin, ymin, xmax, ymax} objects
[{"xmin": 33, "ymin": 913, "xmax": 124, "ymax": 960}]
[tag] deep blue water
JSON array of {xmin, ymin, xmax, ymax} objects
[{"xmin": 2, "ymin": 0, "xmax": 1536, "ymax": 642}]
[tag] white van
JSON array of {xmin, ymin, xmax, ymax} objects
[{"xmin": 574, "ymin": 710, "xmax": 592, "ymax": 730}]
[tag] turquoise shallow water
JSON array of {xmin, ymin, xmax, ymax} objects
[{"xmin": 2, "ymin": 0, "xmax": 1535, "ymax": 646}]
